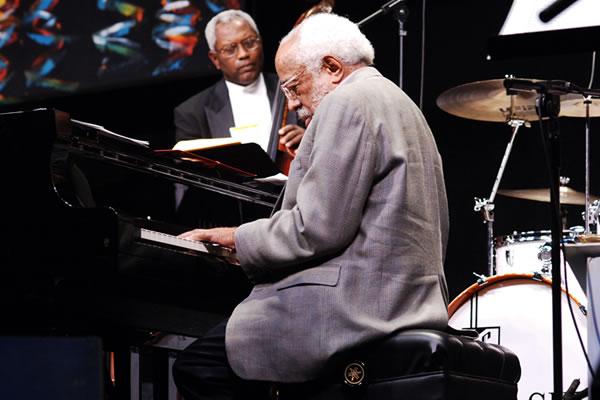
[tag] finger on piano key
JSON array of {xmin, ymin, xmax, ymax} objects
[{"xmin": 140, "ymin": 228, "xmax": 239, "ymax": 265}]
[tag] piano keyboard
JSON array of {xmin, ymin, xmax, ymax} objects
[{"xmin": 140, "ymin": 228, "xmax": 239, "ymax": 264}]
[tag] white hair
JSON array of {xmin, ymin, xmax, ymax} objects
[
  {"xmin": 281, "ymin": 13, "xmax": 375, "ymax": 73},
  {"xmin": 204, "ymin": 9, "xmax": 260, "ymax": 51}
]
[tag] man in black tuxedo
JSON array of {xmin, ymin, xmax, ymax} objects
[{"xmin": 174, "ymin": 9, "xmax": 303, "ymax": 151}]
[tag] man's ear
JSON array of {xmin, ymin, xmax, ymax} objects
[
  {"xmin": 322, "ymin": 56, "xmax": 344, "ymax": 83},
  {"xmin": 208, "ymin": 51, "xmax": 221, "ymax": 71}
]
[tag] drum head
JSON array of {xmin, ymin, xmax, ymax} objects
[{"xmin": 449, "ymin": 274, "xmax": 588, "ymax": 400}]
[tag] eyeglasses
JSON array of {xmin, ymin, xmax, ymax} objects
[
  {"xmin": 215, "ymin": 37, "xmax": 261, "ymax": 57},
  {"xmin": 280, "ymin": 69, "xmax": 306, "ymax": 101}
]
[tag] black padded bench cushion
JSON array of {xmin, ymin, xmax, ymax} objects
[
  {"xmin": 340, "ymin": 329, "xmax": 521, "ymax": 383},
  {"xmin": 271, "ymin": 329, "xmax": 520, "ymax": 400}
]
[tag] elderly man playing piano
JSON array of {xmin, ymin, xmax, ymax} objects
[{"xmin": 173, "ymin": 13, "xmax": 450, "ymax": 400}]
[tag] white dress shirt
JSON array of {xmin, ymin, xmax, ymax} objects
[{"xmin": 225, "ymin": 73, "xmax": 273, "ymax": 152}]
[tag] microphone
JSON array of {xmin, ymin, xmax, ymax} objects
[
  {"xmin": 503, "ymin": 78, "xmax": 574, "ymax": 95},
  {"xmin": 539, "ymin": 0, "xmax": 579, "ymax": 23},
  {"xmin": 503, "ymin": 78, "xmax": 543, "ymax": 94}
]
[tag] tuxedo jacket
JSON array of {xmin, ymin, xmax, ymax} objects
[
  {"xmin": 228, "ymin": 67, "xmax": 450, "ymax": 382},
  {"xmin": 173, "ymin": 72, "xmax": 294, "ymax": 142}
]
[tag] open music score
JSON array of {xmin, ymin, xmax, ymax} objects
[{"xmin": 140, "ymin": 228, "xmax": 239, "ymax": 265}]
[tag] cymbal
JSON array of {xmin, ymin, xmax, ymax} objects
[
  {"xmin": 436, "ymin": 79, "xmax": 540, "ymax": 122},
  {"xmin": 558, "ymin": 93, "xmax": 600, "ymax": 118},
  {"xmin": 436, "ymin": 79, "xmax": 600, "ymax": 122},
  {"xmin": 498, "ymin": 186, "xmax": 599, "ymax": 206}
]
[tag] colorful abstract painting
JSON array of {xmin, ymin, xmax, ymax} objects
[{"xmin": 0, "ymin": 0, "xmax": 242, "ymax": 105}]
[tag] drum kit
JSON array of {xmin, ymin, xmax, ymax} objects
[{"xmin": 436, "ymin": 76, "xmax": 600, "ymax": 400}]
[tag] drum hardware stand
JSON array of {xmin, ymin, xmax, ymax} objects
[
  {"xmin": 584, "ymin": 96, "xmax": 593, "ymax": 235},
  {"xmin": 474, "ymin": 119, "xmax": 526, "ymax": 276},
  {"xmin": 357, "ymin": 0, "xmax": 408, "ymax": 89},
  {"xmin": 532, "ymin": 271, "xmax": 545, "ymax": 282},
  {"xmin": 584, "ymin": 199, "xmax": 600, "ymax": 235},
  {"xmin": 559, "ymin": 177, "xmax": 571, "ymax": 231},
  {"xmin": 538, "ymin": 242, "xmax": 553, "ymax": 274},
  {"xmin": 472, "ymin": 272, "xmax": 487, "ymax": 284}
]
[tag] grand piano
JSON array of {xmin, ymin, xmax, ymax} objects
[{"xmin": 0, "ymin": 108, "xmax": 283, "ymax": 397}]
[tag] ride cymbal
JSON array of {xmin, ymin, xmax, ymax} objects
[
  {"xmin": 437, "ymin": 79, "xmax": 600, "ymax": 122},
  {"xmin": 498, "ymin": 186, "xmax": 599, "ymax": 206},
  {"xmin": 436, "ymin": 79, "xmax": 540, "ymax": 122}
]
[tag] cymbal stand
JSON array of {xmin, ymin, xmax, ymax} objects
[
  {"xmin": 584, "ymin": 96, "xmax": 592, "ymax": 234},
  {"xmin": 474, "ymin": 119, "xmax": 525, "ymax": 276}
]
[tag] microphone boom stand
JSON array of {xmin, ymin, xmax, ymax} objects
[
  {"xmin": 499, "ymin": 75, "xmax": 600, "ymax": 400},
  {"xmin": 501, "ymin": 78, "xmax": 599, "ymax": 399},
  {"xmin": 357, "ymin": 0, "xmax": 408, "ymax": 89},
  {"xmin": 536, "ymin": 89, "xmax": 564, "ymax": 400}
]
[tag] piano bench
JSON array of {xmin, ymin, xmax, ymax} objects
[{"xmin": 269, "ymin": 328, "xmax": 521, "ymax": 400}]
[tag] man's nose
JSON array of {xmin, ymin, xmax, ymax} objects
[{"xmin": 237, "ymin": 44, "xmax": 250, "ymax": 59}]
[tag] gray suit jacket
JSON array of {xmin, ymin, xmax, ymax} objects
[{"xmin": 229, "ymin": 67, "xmax": 449, "ymax": 382}]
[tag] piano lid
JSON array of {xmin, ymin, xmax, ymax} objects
[{"xmin": 56, "ymin": 114, "xmax": 282, "ymax": 208}]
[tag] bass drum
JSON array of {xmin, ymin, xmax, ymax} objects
[{"xmin": 448, "ymin": 273, "xmax": 588, "ymax": 400}]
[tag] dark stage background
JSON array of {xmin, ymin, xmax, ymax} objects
[{"xmin": 4, "ymin": 0, "xmax": 599, "ymax": 299}]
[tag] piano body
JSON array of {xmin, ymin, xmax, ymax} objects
[{"xmin": 0, "ymin": 107, "xmax": 282, "ymax": 342}]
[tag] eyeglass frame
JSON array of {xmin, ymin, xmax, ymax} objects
[
  {"xmin": 214, "ymin": 36, "xmax": 262, "ymax": 58},
  {"xmin": 280, "ymin": 69, "xmax": 308, "ymax": 101}
]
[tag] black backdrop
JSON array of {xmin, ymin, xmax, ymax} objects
[{"xmin": 8, "ymin": 0, "xmax": 599, "ymax": 299}]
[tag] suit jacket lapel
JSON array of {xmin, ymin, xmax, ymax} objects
[{"xmin": 205, "ymin": 79, "xmax": 235, "ymax": 138}]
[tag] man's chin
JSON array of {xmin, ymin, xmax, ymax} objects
[{"xmin": 237, "ymin": 69, "xmax": 260, "ymax": 85}]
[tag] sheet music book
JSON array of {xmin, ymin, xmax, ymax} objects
[
  {"xmin": 156, "ymin": 142, "xmax": 281, "ymax": 178},
  {"xmin": 172, "ymin": 137, "xmax": 240, "ymax": 151},
  {"xmin": 71, "ymin": 119, "xmax": 149, "ymax": 147}
]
